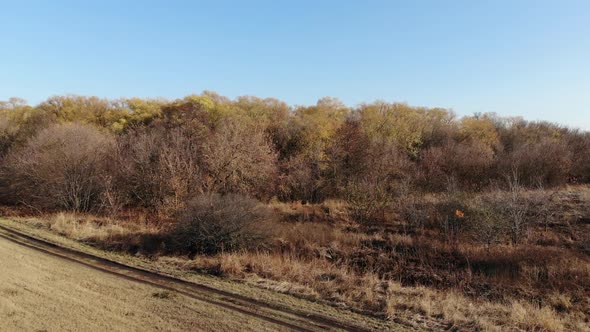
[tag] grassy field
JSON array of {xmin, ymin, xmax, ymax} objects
[
  {"xmin": 2, "ymin": 186, "xmax": 589, "ymax": 331},
  {"xmin": 0, "ymin": 218, "xmax": 404, "ymax": 332},
  {"xmin": 0, "ymin": 235, "xmax": 290, "ymax": 332}
]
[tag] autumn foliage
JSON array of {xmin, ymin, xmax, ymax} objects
[
  {"xmin": 0, "ymin": 94, "xmax": 588, "ymax": 214},
  {"xmin": 1, "ymin": 94, "xmax": 589, "ymax": 330}
]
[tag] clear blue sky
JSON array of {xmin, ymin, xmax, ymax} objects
[{"xmin": 1, "ymin": 0, "xmax": 588, "ymax": 129}]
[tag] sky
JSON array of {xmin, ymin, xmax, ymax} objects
[{"xmin": 1, "ymin": 0, "xmax": 589, "ymax": 129}]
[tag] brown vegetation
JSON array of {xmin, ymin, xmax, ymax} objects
[
  {"xmin": 1, "ymin": 123, "xmax": 116, "ymax": 212},
  {"xmin": 169, "ymin": 194, "xmax": 271, "ymax": 255},
  {"xmin": 1, "ymin": 93, "xmax": 590, "ymax": 330}
]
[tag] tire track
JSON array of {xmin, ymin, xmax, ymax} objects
[{"xmin": 0, "ymin": 224, "xmax": 378, "ymax": 332}]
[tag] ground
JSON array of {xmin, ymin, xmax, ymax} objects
[
  {"xmin": 0, "ymin": 236, "xmax": 288, "ymax": 332},
  {"xmin": 0, "ymin": 218, "xmax": 404, "ymax": 332}
]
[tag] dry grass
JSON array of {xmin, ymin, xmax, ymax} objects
[
  {"xmin": 49, "ymin": 212, "xmax": 130, "ymax": 240},
  {"xmin": 29, "ymin": 212, "xmax": 167, "ymax": 254},
  {"xmin": 0, "ymin": 233, "xmax": 281, "ymax": 332},
  {"xmin": 0, "ymin": 217, "xmax": 403, "ymax": 331},
  {"xmin": 58, "ymin": 212, "xmax": 159, "ymax": 236},
  {"xmin": 3, "ymin": 186, "xmax": 590, "ymax": 331},
  {"xmin": 385, "ymin": 282, "xmax": 583, "ymax": 331},
  {"xmin": 178, "ymin": 248, "xmax": 588, "ymax": 331},
  {"xmin": 192, "ymin": 252, "xmax": 386, "ymax": 308}
]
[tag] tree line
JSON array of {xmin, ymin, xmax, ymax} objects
[{"xmin": 0, "ymin": 93, "xmax": 588, "ymax": 217}]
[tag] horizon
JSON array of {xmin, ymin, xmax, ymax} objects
[
  {"xmin": 3, "ymin": 92, "xmax": 587, "ymax": 132},
  {"xmin": 1, "ymin": 0, "xmax": 589, "ymax": 130}
]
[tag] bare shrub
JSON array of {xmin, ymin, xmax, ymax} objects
[
  {"xmin": 345, "ymin": 177, "xmax": 392, "ymax": 223},
  {"xmin": 343, "ymin": 138, "xmax": 413, "ymax": 223},
  {"xmin": 434, "ymin": 178, "xmax": 531, "ymax": 245},
  {"xmin": 325, "ymin": 118, "xmax": 371, "ymax": 196},
  {"xmin": 169, "ymin": 194, "xmax": 270, "ymax": 255},
  {"xmin": 117, "ymin": 118, "xmax": 277, "ymax": 214},
  {"xmin": 504, "ymin": 174, "xmax": 531, "ymax": 244},
  {"xmin": 418, "ymin": 145, "xmax": 449, "ymax": 191},
  {"xmin": 397, "ymin": 196, "xmax": 432, "ymax": 234},
  {"xmin": 466, "ymin": 198, "xmax": 508, "ymax": 247},
  {"xmin": 567, "ymin": 132, "xmax": 590, "ymax": 183},
  {"xmin": 435, "ymin": 192, "xmax": 469, "ymax": 243},
  {"xmin": 277, "ymin": 154, "xmax": 321, "ymax": 203},
  {"xmin": 116, "ymin": 127, "xmax": 204, "ymax": 215},
  {"xmin": 420, "ymin": 141, "xmax": 496, "ymax": 191},
  {"xmin": 203, "ymin": 118, "xmax": 278, "ymax": 200},
  {"xmin": 530, "ymin": 189, "xmax": 558, "ymax": 231},
  {"xmin": 503, "ymin": 138, "xmax": 572, "ymax": 187},
  {"xmin": 1, "ymin": 123, "xmax": 116, "ymax": 212}
]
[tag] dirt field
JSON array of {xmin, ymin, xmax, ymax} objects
[{"xmin": 0, "ymin": 236, "xmax": 288, "ymax": 332}]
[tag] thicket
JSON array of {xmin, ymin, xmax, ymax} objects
[
  {"xmin": 2, "ymin": 95, "xmax": 589, "ymax": 330},
  {"xmin": 0, "ymin": 93, "xmax": 588, "ymax": 241},
  {"xmin": 0, "ymin": 122, "xmax": 116, "ymax": 212}
]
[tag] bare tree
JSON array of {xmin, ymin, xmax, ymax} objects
[
  {"xmin": 504, "ymin": 170, "xmax": 530, "ymax": 244},
  {"xmin": 203, "ymin": 118, "xmax": 278, "ymax": 199},
  {"xmin": 1, "ymin": 123, "xmax": 116, "ymax": 212},
  {"xmin": 115, "ymin": 127, "xmax": 204, "ymax": 214}
]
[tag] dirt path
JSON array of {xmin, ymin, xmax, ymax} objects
[
  {"xmin": 0, "ymin": 232, "xmax": 292, "ymax": 331},
  {"xmin": 0, "ymin": 224, "xmax": 392, "ymax": 332}
]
